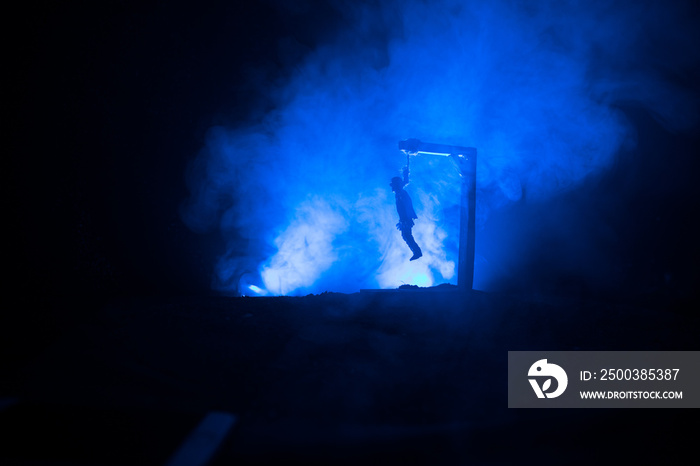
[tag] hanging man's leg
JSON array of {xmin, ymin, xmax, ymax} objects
[{"xmin": 401, "ymin": 228, "xmax": 422, "ymax": 261}]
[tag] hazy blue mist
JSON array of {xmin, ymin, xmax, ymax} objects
[{"xmin": 181, "ymin": 0, "xmax": 699, "ymax": 295}]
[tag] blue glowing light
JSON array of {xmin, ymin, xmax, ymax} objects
[
  {"xmin": 181, "ymin": 0, "xmax": 698, "ymax": 295},
  {"xmin": 248, "ymin": 285, "xmax": 265, "ymax": 294}
]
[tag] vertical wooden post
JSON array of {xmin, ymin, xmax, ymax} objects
[
  {"xmin": 458, "ymin": 177, "xmax": 469, "ymax": 289},
  {"xmin": 457, "ymin": 150, "xmax": 476, "ymax": 290}
]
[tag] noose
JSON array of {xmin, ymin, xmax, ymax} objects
[{"xmin": 402, "ymin": 151, "xmax": 410, "ymax": 186}]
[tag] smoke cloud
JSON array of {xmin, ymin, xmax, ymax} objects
[{"xmin": 181, "ymin": 0, "xmax": 699, "ymax": 295}]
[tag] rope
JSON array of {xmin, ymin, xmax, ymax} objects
[{"xmin": 403, "ymin": 152, "xmax": 410, "ymax": 186}]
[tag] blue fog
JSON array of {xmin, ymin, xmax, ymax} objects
[{"xmin": 181, "ymin": 0, "xmax": 699, "ymax": 295}]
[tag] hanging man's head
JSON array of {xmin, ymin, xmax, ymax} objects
[{"xmin": 390, "ymin": 176, "xmax": 403, "ymax": 192}]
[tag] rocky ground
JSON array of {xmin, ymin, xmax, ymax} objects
[{"xmin": 2, "ymin": 288, "xmax": 697, "ymax": 464}]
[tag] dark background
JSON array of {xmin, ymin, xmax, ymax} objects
[
  {"xmin": 10, "ymin": 1, "xmax": 700, "ymax": 304},
  {"xmin": 5, "ymin": 1, "xmax": 700, "ymax": 463},
  {"xmin": 11, "ymin": 1, "xmax": 294, "ymax": 299}
]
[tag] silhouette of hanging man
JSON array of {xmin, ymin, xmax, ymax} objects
[{"xmin": 390, "ymin": 173, "xmax": 422, "ymax": 261}]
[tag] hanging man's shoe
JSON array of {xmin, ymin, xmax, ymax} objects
[{"xmin": 410, "ymin": 249, "xmax": 422, "ymax": 261}]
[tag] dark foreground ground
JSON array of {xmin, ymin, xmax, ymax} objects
[{"xmin": 2, "ymin": 288, "xmax": 698, "ymax": 465}]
